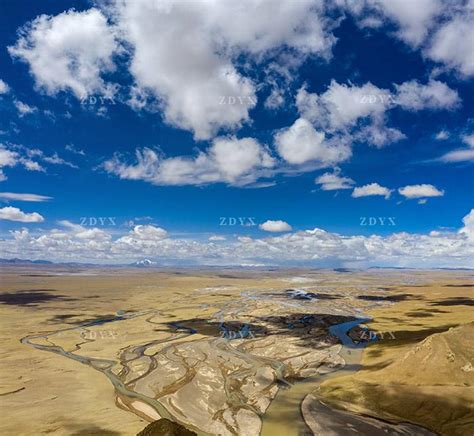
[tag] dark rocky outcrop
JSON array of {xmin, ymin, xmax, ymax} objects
[{"xmin": 137, "ymin": 419, "xmax": 197, "ymax": 436}]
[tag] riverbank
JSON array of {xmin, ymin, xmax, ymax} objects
[{"xmin": 314, "ymin": 280, "xmax": 474, "ymax": 436}]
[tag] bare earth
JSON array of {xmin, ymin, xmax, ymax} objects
[{"xmin": 0, "ymin": 266, "xmax": 472, "ymax": 435}]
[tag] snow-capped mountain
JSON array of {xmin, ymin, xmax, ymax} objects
[{"xmin": 132, "ymin": 259, "xmax": 157, "ymax": 267}]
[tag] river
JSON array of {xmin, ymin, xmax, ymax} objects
[{"xmin": 260, "ymin": 318, "xmax": 370, "ymax": 436}]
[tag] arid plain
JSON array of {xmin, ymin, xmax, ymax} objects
[{"xmin": 0, "ymin": 266, "xmax": 472, "ymax": 435}]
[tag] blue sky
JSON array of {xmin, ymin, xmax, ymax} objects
[{"xmin": 0, "ymin": 0, "xmax": 473, "ymax": 267}]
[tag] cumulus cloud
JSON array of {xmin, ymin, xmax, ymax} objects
[
  {"xmin": 0, "ymin": 192, "xmax": 52, "ymax": 202},
  {"xmin": 394, "ymin": 79, "xmax": 460, "ymax": 111},
  {"xmin": 427, "ymin": 14, "xmax": 474, "ymax": 78},
  {"xmin": 1, "ymin": 211, "xmax": 473, "ymax": 268},
  {"xmin": 259, "ymin": 220, "xmax": 292, "ymax": 232},
  {"xmin": 275, "ymin": 118, "xmax": 351, "ymax": 165},
  {"xmin": 0, "ymin": 148, "xmax": 18, "ymax": 168},
  {"xmin": 104, "ymin": 137, "xmax": 275, "ymax": 187},
  {"xmin": 352, "ymin": 183, "xmax": 392, "ymax": 199},
  {"xmin": 342, "ymin": 0, "xmax": 474, "ymax": 78},
  {"xmin": 355, "ymin": 122, "xmax": 406, "ymax": 148},
  {"xmin": 9, "ymin": 8, "xmax": 119, "ymax": 99},
  {"xmin": 116, "ymin": 225, "xmax": 167, "ymax": 243},
  {"xmin": 315, "ymin": 169, "xmax": 354, "ymax": 190},
  {"xmin": 19, "ymin": 158, "xmax": 44, "ymax": 172},
  {"xmin": 209, "ymin": 235, "xmax": 226, "ymax": 241},
  {"xmin": 367, "ymin": 0, "xmax": 443, "ymax": 47},
  {"xmin": 0, "ymin": 144, "xmax": 49, "ymax": 180},
  {"xmin": 295, "ymin": 81, "xmax": 403, "ymax": 149},
  {"xmin": 459, "ymin": 209, "xmax": 474, "ymax": 241},
  {"xmin": 0, "ymin": 79, "xmax": 9, "ymax": 94},
  {"xmin": 298, "ymin": 79, "xmax": 459, "ymax": 131},
  {"xmin": 14, "ymin": 100, "xmax": 37, "ymax": 117},
  {"xmin": 107, "ymin": 0, "xmax": 336, "ymax": 139},
  {"xmin": 294, "ymin": 78, "xmax": 458, "ymax": 151},
  {"xmin": 296, "ymin": 81, "xmax": 391, "ymax": 132},
  {"xmin": 398, "ymin": 184, "xmax": 444, "ymax": 199},
  {"xmin": 0, "ymin": 146, "xmax": 18, "ymax": 181},
  {"xmin": 0, "ymin": 206, "xmax": 44, "ymax": 222}
]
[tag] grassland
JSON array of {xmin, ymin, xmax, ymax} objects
[
  {"xmin": 315, "ymin": 281, "xmax": 474, "ymax": 435},
  {"xmin": 0, "ymin": 266, "xmax": 472, "ymax": 435}
]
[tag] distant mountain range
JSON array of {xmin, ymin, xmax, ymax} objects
[
  {"xmin": 0, "ymin": 258, "xmax": 54, "ymax": 265},
  {"xmin": 0, "ymin": 258, "xmax": 471, "ymax": 270},
  {"xmin": 0, "ymin": 258, "xmax": 159, "ymax": 268}
]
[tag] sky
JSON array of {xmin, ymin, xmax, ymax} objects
[{"xmin": 0, "ymin": 0, "xmax": 473, "ymax": 267}]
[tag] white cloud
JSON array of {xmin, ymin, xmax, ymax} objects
[
  {"xmin": 274, "ymin": 118, "xmax": 351, "ymax": 165},
  {"xmin": 56, "ymin": 219, "xmax": 82, "ymax": 230},
  {"xmin": 108, "ymin": 0, "xmax": 336, "ymax": 139},
  {"xmin": 264, "ymin": 88, "xmax": 285, "ymax": 110},
  {"xmin": 75, "ymin": 227, "xmax": 112, "ymax": 241},
  {"xmin": 296, "ymin": 81, "xmax": 391, "ymax": 132},
  {"xmin": 129, "ymin": 224, "xmax": 167, "ymax": 239},
  {"xmin": 0, "ymin": 192, "xmax": 52, "ymax": 202},
  {"xmin": 65, "ymin": 144, "xmax": 85, "ymax": 156},
  {"xmin": 398, "ymin": 184, "xmax": 444, "ymax": 199},
  {"xmin": 295, "ymin": 81, "xmax": 407, "ymax": 149},
  {"xmin": 439, "ymin": 148, "xmax": 474, "ymax": 163},
  {"xmin": 1, "ymin": 210, "xmax": 473, "ymax": 268},
  {"xmin": 297, "ymin": 79, "xmax": 460, "ymax": 133},
  {"xmin": 437, "ymin": 132, "xmax": 474, "ymax": 163},
  {"xmin": 394, "ymin": 79, "xmax": 460, "ymax": 111},
  {"xmin": 12, "ymin": 145, "xmax": 78, "ymax": 169},
  {"xmin": 0, "ymin": 206, "xmax": 44, "ymax": 222},
  {"xmin": 356, "ymin": 122, "xmax": 406, "ymax": 148},
  {"xmin": 295, "ymin": 79, "xmax": 458, "ymax": 151},
  {"xmin": 104, "ymin": 136, "xmax": 275, "ymax": 187},
  {"xmin": 352, "ymin": 183, "xmax": 392, "ymax": 199},
  {"xmin": 0, "ymin": 146, "xmax": 18, "ymax": 181},
  {"xmin": 0, "ymin": 148, "xmax": 17, "ymax": 167},
  {"xmin": 113, "ymin": 225, "xmax": 169, "ymax": 255},
  {"xmin": 0, "ymin": 144, "xmax": 46, "ymax": 180},
  {"xmin": 15, "ymin": 100, "xmax": 37, "ymax": 116},
  {"xmin": 462, "ymin": 134, "xmax": 474, "ymax": 148},
  {"xmin": 9, "ymin": 8, "xmax": 119, "ymax": 99},
  {"xmin": 0, "ymin": 144, "xmax": 83, "ymax": 179},
  {"xmin": 459, "ymin": 209, "xmax": 474, "ymax": 241},
  {"xmin": 315, "ymin": 169, "xmax": 354, "ymax": 190},
  {"xmin": 19, "ymin": 158, "xmax": 44, "ymax": 172},
  {"xmin": 259, "ymin": 220, "xmax": 293, "ymax": 232},
  {"xmin": 0, "ymin": 79, "xmax": 9, "ymax": 94},
  {"xmin": 42, "ymin": 153, "xmax": 78, "ymax": 168},
  {"xmin": 435, "ymin": 130, "xmax": 449, "ymax": 140},
  {"xmin": 370, "ymin": 0, "xmax": 443, "ymax": 47},
  {"xmin": 209, "ymin": 235, "xmax": 226, "ymax": 241},
  {"xmin": 211, "ymin": 137, "xmax": 275, "ymax": 182},
  {"xmin": 342, "ymin": 1, "xmax": 473, "ymax": 78},
  {"xmin": 427, "ymin": 15, "xmax": 474, "ymax": 78}
]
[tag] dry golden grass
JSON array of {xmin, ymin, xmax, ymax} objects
[
  {"xmin": 1, "ymin": 267, "xmax": 472, "ymax": 435},
  {"xmin": 318, "ymin": 281, "xmax": 474, "ymax": 436}
]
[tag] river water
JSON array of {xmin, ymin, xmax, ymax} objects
[{"xmin": 260, "ymin": 318, "xmax": 370, "ymax": 436}]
